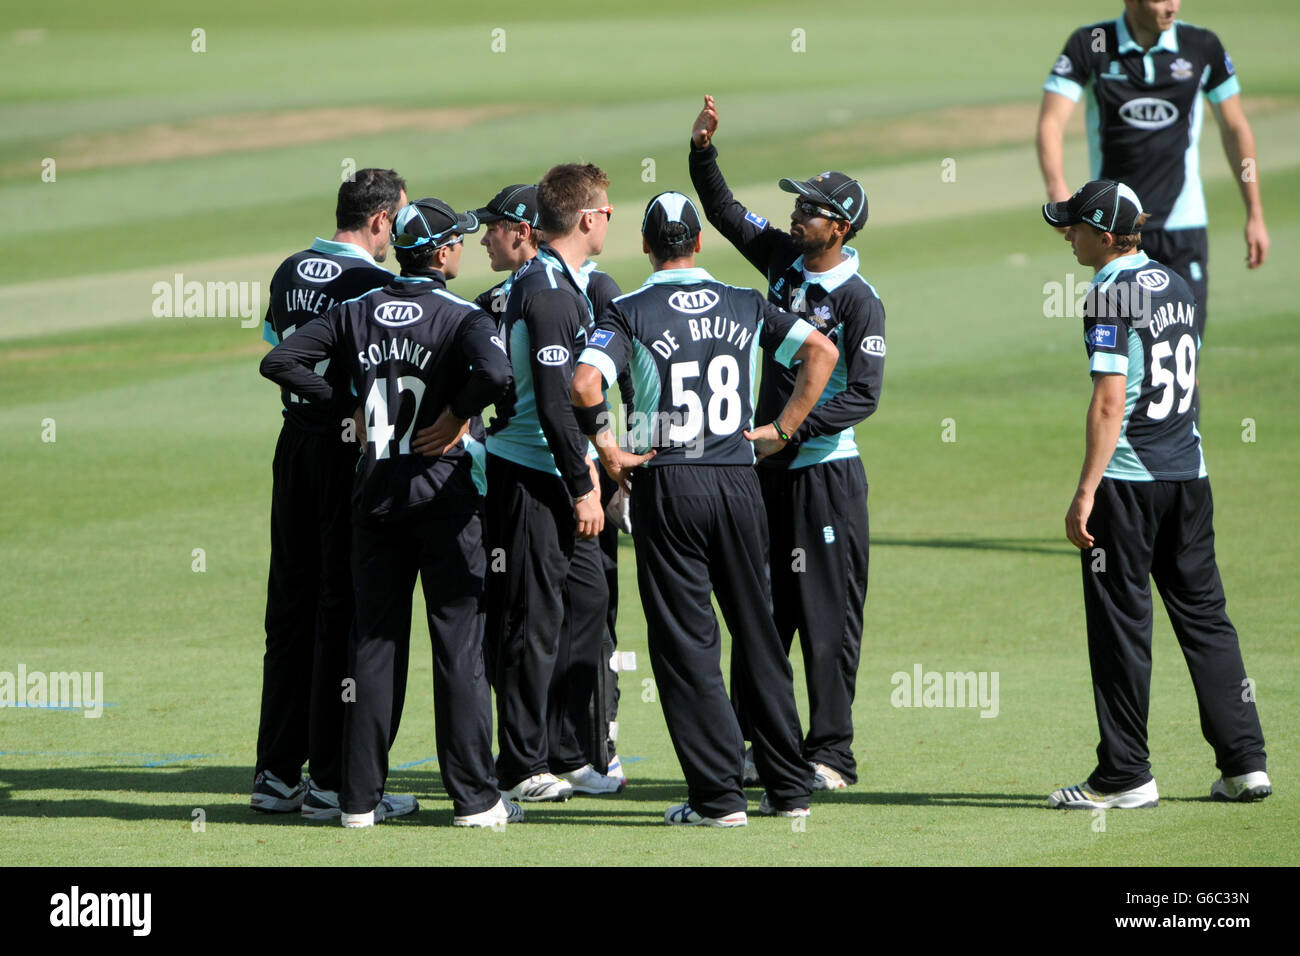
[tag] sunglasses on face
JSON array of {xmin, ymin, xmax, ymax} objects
[
  {"xmin": 581, "ymin": 205, "xmax": 614, "ymax": 221},
  {"xmin": 392, "ymin": 229, "xmax": 462, "ymax": 250},
  {"xmin": 794, "ymin": 200, "xmax": 844, "ymax": 221}
]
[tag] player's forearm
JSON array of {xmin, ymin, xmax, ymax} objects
[
  {"xmin": 1036, "ymin": 119, "xmax": 1071, "ymax": 202},
  {"xmin": 1075, "ymin": 389, "xmax": 1124, "ymax": 497},
  {"xmin": 777, "ymin": 342, "xmax": 837, "ymax": 435},
  {"xmin": 259, "ymin": 343, "xmax": 333, "ymax": 403},
  {"xmin": 1220, "ymin": 121, "xmax": 1264, "ymax": 219},
  {"xmin": 797, "ymin": 381, "xmax": 879, "ymax": 440}
]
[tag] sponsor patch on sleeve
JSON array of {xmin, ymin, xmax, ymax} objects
[
  {"xmin": 860, "ymin": 335, "xmax": 886, "ymax": 357},
  {"xmin": 745, "ymin": 211, "xmax": 769, "ymax": 229},
  {"xmin": 1053, "ymin": 54, "xmax": 1073, "ymax": 76},
  {"xmin": 1087, "ymin": 324, "xmax": 1118, "ymax": 349},
  {"xmin": 589, "ymin": 328, "xmax": 615, "ymax": 349}
]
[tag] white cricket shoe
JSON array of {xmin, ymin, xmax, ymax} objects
[
  {"xmin": 1211, "ymin": 771, "xmax": 1272, "ymax": 802},
  {"xmin": 559, "ymin": 762, "xmax": 626, "ymax": 795},
  {"xmin": 665, "ymin": 802, "xmax": 747, "ymax": 827},
  {"xmin": 811, "ymin": 763, "xmax": 848, "ymax": 791},
  {"xmin": 454, "ymin": 797, "xmax": 525, "ymax": 828},
  {"xmin": 757, "ymin": 793, "xmax": 811, "ymax": 818},
  {"xmin": 250, "ymin": 770, "xmax": 308, "ymax": 813},
  {"xmin": 340, "ymin": 792, "xmax": 420, "ymax": 828},
  {"xmin": 1047, "ymin": 779, "xmax": 1158, "ymax": 809},
  {"xmin": 501, "ymin": 773, "xmax": 573, "ymax": 803}
]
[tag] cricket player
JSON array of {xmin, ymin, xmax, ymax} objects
[
  {"xmin": 483, "ymin": 164, "xmax": 621, "ymax": 802},
  {"xmin": 1037, "ymin": 0, "xmax": 1269, "ymax": 338},
  {"xmin": 1042, "ymin": 179, "xmax": 1270, "ymax": 809},
  {"xmin": 251, "ymin": 168, "xmax": 405, "ymax": 816},
  {"xmin": 260, "ymin": 197, "xmax": 521, "ymax": 828},
  {"xmin": 571, "ymin": 192, "xmax": 838, "ymax": 825},
  {"xmin": 462, "ymin": 182, "xmax": 630, "ymax": 784},
  {"xmin": 689, "ymin": 95, "xmax": 884, "ymax": 791}
]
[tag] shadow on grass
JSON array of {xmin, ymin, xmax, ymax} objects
[
  {"xmin": 874, "ymin": 535, "xmax": 1076, "ymax": 557},
  {"xmin": 0, "ymin": 762, "xmax": 1058, "ymax": 821}
]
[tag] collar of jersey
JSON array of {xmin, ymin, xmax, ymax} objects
[
  {"xmin": 1091, "ymin": 251, "xmax": 1151, "ymax": 292},
  {"xmin": 389, "ymin": 271, "xmax": 448, "ymax": 293},
  {"xmin": 642, "ymin": 267, "xmax": 715, "ymax": 286},
  {"xmin": 790, "ymin": 246, "xmax": 860, "ymax": 293},
  {"xmin": 310, "ymin": 237, "xmax": 380, "ymax": 266},
  {"xmin": 1115, "ymin": 15, "xmax": 1178, "ymax": 55},
  {"xmin": 536, "ymin": 245, "xmax": 591, "ymax": 294}
]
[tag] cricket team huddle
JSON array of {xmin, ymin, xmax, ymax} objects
[{"xmin": 251, "ymin": 3, "xmax": 1275, "ymax": 830}]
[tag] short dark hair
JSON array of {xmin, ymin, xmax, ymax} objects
[
  {"xmin": 537, "ymin": 163, "xmax": 609, "ymax": 237},
  {"xmin": 395, "ymin": 244, "xmax": 437, "ymax": 274},
  {"xmin": 648, "ymin": 221, "xmax": 695, "ymax": 263},
  {"xmin": 336, "ymin": 168, "xmax": 406, "ymax": 231},
  {"xmin": 1111, "ymin": 211, "xmax": 1150, "ymax": 253}
]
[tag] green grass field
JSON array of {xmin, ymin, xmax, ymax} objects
[{"xmin": 1, "ymin": 0, "xmax": 1297, "ymax": 866}]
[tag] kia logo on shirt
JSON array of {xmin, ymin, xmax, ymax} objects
[
  {"xmin": 374, "ymin": 301, "xmax": 423, "ymax": 326},
  {"xmin": 536, "ymin": 345, "xmax": 570, "ymax": 366},
  {"xmin": 296, "ymin": 258, "xmax": 343, "ymax": 283},
  {"xmin": 668, "ymin": 289, "xmax": 721, "ymax": 314},
  {"xmin": 1119, "ymin": 98, "xmax": 1178, "ymax": 130}
]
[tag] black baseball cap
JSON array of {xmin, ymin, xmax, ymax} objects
[
  {"xmin": 474, "ymin": 184, "xmax": 539, "ymax": 226},
  {"xmin": 1043, "ymin": 180, "xmax": 1144, "ymax": 234},
  {"xmin": 392, "ymin": 198, "xmax": 479, "ymax": 250},
  {"xmin": 641, "ymin": 191, "xmax": 703, "ymax": 243},
  {"xmin": 779, "ymin": 171, "xmax": 868, "ymax": 230}
]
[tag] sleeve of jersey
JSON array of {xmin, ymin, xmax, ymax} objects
[
  {"xmin": 1043, "ymin": 29, "xmax": 1091, "ymax": 101},
  {"xmin": 1204, "ymin": 33, "xmax": 1240, "ymax": 103},
  {"xmin": 688, "ymin": 141, "xmax": 788, "ymax": 274},
  {"xmin": 577, "ymin": 304, "xmax": 632, "ymax": 389},
  {"xmin": 758, "ymin": 299, "xmax": 815, "ymax": 368},
  {"xmin": 450, "ymin": 309, "xmax": 513, "ymax": 420},
  {"xmin": 796, "ymin": 295, "xmax": 885, "ymax": 440},
  {"xmin": 262, "ymin": 267, "xmax": 285, "ymax": 345},
  {"xmin": 1083, "ymin": 290, "xmax": 1129, "ymax": 375},
  {"xmin": 526, "ymin": 290, "xmax": 595, "ymax": 499},
  {"xmin": 258, "ymin": 308, "xmax": 342, "ymax": 402}
]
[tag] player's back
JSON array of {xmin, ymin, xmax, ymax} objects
[
  {"xmin": 1085, "ymin": 253, "xmax": 1205, "ymax": 482},
  {"xmin": 265, "ymin": 242, "xmax": 392, "ymax": 432},
  {"xmin": 337, "ymin": 278, "xmax": 508, "ymax": 516}
]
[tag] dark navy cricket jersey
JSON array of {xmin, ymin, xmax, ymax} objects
[
  {"xmin": 259, "ymin": 272, "xmax": 511, "ymax": 518},
  {"xmin": 1044, "ymin": 16, "xmax": 1240, "ymax": 230},
  {"xmin": 689, "ymin": 143, "xmax": 886, "ymax": 470},
  {"xmin": 261, "ymin": 238, "xmax": 393, "ymax": 433},
  {"xmin": 485, "ymin": 244, "xmax": 603, "ymax": 498},
  {"xmin": 1084, "ymin": 251, "xmax": 1206, "ymax": 482},
  {"xmin": 578, "ymin": 267, "xmax": 814, "ymax": 467}
]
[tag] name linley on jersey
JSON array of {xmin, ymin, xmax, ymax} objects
[
  {"xmin": 284, "ymin": 288, "xmax": 337, "ymax": 316},
  {"xmin": 358, "ymin": 336, "xmax": 433, "ymax": 372},
  {"xmin": 648, "ymin": 314, "xmax": 753, "ymax": 358}
]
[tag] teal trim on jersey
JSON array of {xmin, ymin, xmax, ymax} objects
[
  {"xmin": 578, "ymin": 346, "xmax": 619, "ymax": 388},
  {"xmin": 536, "ymin": 249, "xmax": 589, "ymax": 294},
  {"xmin": 1207, "ymin": 74, "xmax": 1240, "ymax": 103},
  {"xmin": 485, "ymin": 317, "xmax": 559, "ymax": 476},
  {"xmin": 775, "ymin": 319, "xmax": 814, "ymax": 368},
  {"xmin": 799, "ymin": 247, "xmax": 861, "ymax": 293},
  {"xmin": 628, "ymin": 339, "xmax": 663, "ymax": 455},
  {"xmin": 1165, "ymin": 83, "xmax": 1208, "ymax": 229},
  {"xmin": 1090, "ymin": 351, "xmax": 1128, "ymax": 375},
  {"xmin": 1104, "ymin": 329, "xmax": 1154, "ymax": 482},
  {"xmin": 1116, "ymin": 16, "xmax": 1178, "ymax": 83},
  {"xmin": 1091, "ymin": 251, "xmax": 1150, "ymax": 292},
  {"xmin": 309, "ymin": 237, "xmax": 381, "ymax": 267},
  {"xmin": 431, "ymin": 287, "xmax": 476, "ymax": 309},
  {"xmin": 462, "ymin": 434, "xmax": 488, "ymax": 496},
  {"xmin": 1044, "ymin": 73, "xmax": 1083, "ymax": 102},
  {"xmin": 791, "ymin": 352, "xmax": 859, "ymax": 469},
  {"xmin": 641, "ymin": 267, "xmax": 715, "ymax": 287},
  {"xmin": 1191, "ymin": 420, "xmax": 1209, "ymax": 478},
  {"xmin": 262, "ymin": 320, "xmax": 279, "ymax": 346},
  {"xmin": 1085, "ymin": 78, "xmax": 1103, "ymax": 178}
]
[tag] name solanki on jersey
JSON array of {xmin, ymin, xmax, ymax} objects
[{"xmin": 358, "ymin": 336, "xmax": 433, "ymax": 372}]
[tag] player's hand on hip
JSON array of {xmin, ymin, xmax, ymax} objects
[
  {"xmin": 574, "ymin": 491, "xmax": 605, "ymax": 539},
  {"xmin": 1245, "ymin": 215, "xmax": 1269, "ymax": 269},
  {"xmin": 601, "ymin": 448, "xmax": 656, "ymax": 495},
  {"xmin": 744, "ymin": 423, "xmax": 787, "ymax": 462},
  {"xmin": 692, "ymin": 94, "xmax": 718, "ymax": 149},
  {"xmin": 412, "ymin": 407, "xmax": 470, "ymax": 457},
  {"xmin": 1065, "ymin": 490, "xmax": 1095, "ymax": 550}
]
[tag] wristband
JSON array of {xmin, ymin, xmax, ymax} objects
[
  {"xmin": 773, "ymin": 419, "xmax": 791, "ymax": 442},
  {"xmin": 573, "ymin": 399, "xmax": 610, "ymax": 436},
  {"xmin": 574, "ymin": 490, "xmax": 595, "ymax": 504}
]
